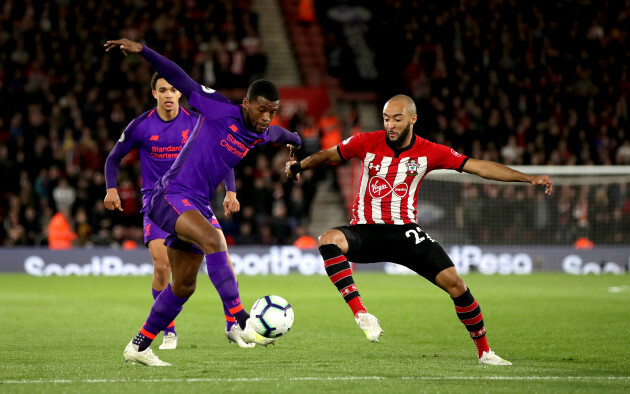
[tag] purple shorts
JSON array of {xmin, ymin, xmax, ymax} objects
[
  {"xmin": 143, "ymin": 214, "xmax": 170, "ymax": 246},
  {"xmin": 147, "ymin": 190, "xmax": 222, "ymax": 254}
]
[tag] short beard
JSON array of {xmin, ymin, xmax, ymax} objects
[{"xmin": 386, "ymin": 121, "xmax": 411, "ymax": 149}]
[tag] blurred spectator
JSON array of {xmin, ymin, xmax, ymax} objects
[
  {"xmin": 500, "ymin": 136, "xmax": 524, "ymax": 165},
  {"xmin": 269, "ymin": 202, "xmax": 292, "ymax": 244},
  {"xmin": 2, "ymin": 208, "xmax": 25, "ymax": 246},
  {"xmin": 298, "ymin": 0, "xmax": 316, "ymax": 24},
  {"xmin": 318, "ymin": 108, "xmax": 342, "ymax": 151},
  {"xmin": 461, "ymin": 184, "xmax": 483, "ymax": 243},
  {"xmin": 75, "ymin": 207, "xmax": 92, "ymax": 247},
  {"xmin": 291, "ymin": 224, "xmax": 318, "ymax": 249},
  {"xmin": 20, "ymin": 206, "xmax": 42, "ymax": 246},
  {"xmin": 52, "ymin": 178, "xmax": 76, "ymax": 212},
  {"xmin": 616, "ymin": 140, "xmax": 630, "ymax": 164},
  {"xmin": 48, "ymin": 208, "xmax": 76, "ymax": 250},
  {"xmin": 237, "ymin": 222, "xmax": 260, "ymax": 245}
]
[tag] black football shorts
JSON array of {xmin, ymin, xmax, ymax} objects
[{"xmin": 334, "ymin": 223, "xmax": 454, "ymax": 284}]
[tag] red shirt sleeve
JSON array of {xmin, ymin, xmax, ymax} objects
[
  {"xmin": 426, "ymin": 141, "xmax": 468, "ymax": 172},
  {"xmin": 337, "ymin": 132, "xmax": 372, "ymax": 161}
]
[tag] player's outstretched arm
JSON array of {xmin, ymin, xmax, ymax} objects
[
  {"xmin": 105, "ymin": 38, "xmax": 198, "ymax": 98},
  {"xmin": 103, "ymin": 118, "xmax": 144, "ymax": 212},
  {"xmin": 462, "ymin": 158, "xmax": 553, "ymax": 195},
  {"xmin": 103, "ymin": 143, "xmax": 125, "ymax": 211},
  {"xmin": 268, "ymin": 126, "xmax": 302, "ymax": 147},
  {"xmin": 103, "ymin": 150, "xmax": 125, "ymax": 211},
  {"xmin": 285, "ymin": 147, "xmax": 342, "ymax": 180}
]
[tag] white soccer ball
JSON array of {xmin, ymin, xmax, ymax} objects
[{"xmin": 250, "ymin": 295, "xmax": 294, "ymax": 338}]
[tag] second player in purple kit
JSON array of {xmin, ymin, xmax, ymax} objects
[{"xmin": 105, "ymin": 37, "xmax": 302, "ymax": 366}]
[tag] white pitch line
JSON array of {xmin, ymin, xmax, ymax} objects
[
  {"xmin": 2, "ymin": 376, "xmax": 629, "ymax": 384},
  {"xmin": 608, "ymin": 286, "xmax": 630, "ymax": 293}
]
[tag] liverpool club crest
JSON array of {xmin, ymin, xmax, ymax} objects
[{"xmin": 406, "ymin": 159, "xmax": 419, "ymax": 177}]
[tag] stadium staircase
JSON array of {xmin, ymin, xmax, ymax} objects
[
  {"xmin": 307, "ymin": 171, "xmax": 350, "ymax": 237},
  {"xmin": 252, "ymin": 0, "xmax": 301, "ymax": 86}
]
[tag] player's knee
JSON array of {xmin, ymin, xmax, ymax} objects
[
  {"xmin": 197, "ymin": 234, "xmax": 223, "ymax": 255},
  {"xmin": 445, "ymin": 277, "xmax": 467, "ymax": 298},
  {"xmin": 171, "ymin": 281, "xmax": 196, "ymax": 298},
  {"xmin": 152, "ymin": 258, "xmax": 171, "ymax": 286},
  {"xmin": 453, "ymin": 277, "xmax": 467, "ymax": 296},
  {"xmin": 436, "ymin": 267, "xmax": 467, "ymax": 297},
  {"xmin": 317, "ymin": 230, "xmax": 343, "ymax": 247}
]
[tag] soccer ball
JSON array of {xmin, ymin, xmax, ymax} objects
[{"xmin": 249, "ymin": 295, "xmax": 294, "ymax": 338}]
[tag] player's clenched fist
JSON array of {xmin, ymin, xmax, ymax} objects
[
  {"xmin": 223, "ymin": 191, "xmax": 240, "ymax": 217},
  {"xmin": 104, "ymin": 38, "xmax": 143, "ymax": 56},
  {"xmin": 285, "ymin": 160, "xmax": 300, "ymax": 180},
  {"xmin": 530, "ymin": 175, "xmax": 553, "ymax": 195},
  {"xmin": 103, "ymin": 188, "xmax": 123, "ymax": 211}
]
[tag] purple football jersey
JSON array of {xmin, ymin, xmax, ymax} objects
[
  {"xmin": 156, "ymin": 96, "xmax": 275, "ymax": 205},
  {"xmin": 105, "ymin": 107, "xmax": 199, "ymax": 197}
]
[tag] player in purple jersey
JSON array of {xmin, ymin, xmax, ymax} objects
[
  {"xmin": 105, "ymin": 38, "xmax": 301, "ymax": 366},
  {"xmin": 103, "ymin": 73, "xmax": 252, "ymax": 350}
]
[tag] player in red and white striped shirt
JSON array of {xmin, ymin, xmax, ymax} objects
[{"xmin": 286, "ymin": 95, "xmax": 553, "ymax": 365}]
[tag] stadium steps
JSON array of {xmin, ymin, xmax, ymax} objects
[
  {"xmin": 276, "ymin": 0, "xmax": 332, "ymax": 89},
  {"xmin": 357, "ymin": 101, "xmax": 381, "ymax": 130},
  {"xmin": 307, "ymin": 171, "xmax": 349, "ymax": 237},
  {"xmin": 253, "ymin": 0, "xmax": 302, "ymax": 86}
]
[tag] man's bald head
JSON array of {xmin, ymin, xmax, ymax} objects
[{"xmin": 385, "ymin": 95, "xmax": 417, "ymax": 117}]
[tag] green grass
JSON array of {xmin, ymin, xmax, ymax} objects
[{"xmin": 0, "ymin": 273, "xmax": 629, "ymax": 393}]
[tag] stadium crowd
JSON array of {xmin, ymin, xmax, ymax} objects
[{"xmin": 1, "ymin": 0, "xmax": 629, "ymax": 248}]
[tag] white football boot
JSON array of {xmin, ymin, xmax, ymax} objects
[
  {"xmin": 158, "ymin": 332, "xmax": 177, "ymax": 350},
  {"xmin": 479, "ymin": 350, "xmax": 512, "ymax": 365},
  {"xmin": 240, "ymin": 319, "xmax": 278, "ymax": 346},
  {"xmin": 355, "ymin": 312, "xmax": 384, "ymax": 342},
  {"xmin": 226, "ymin": 324, "xmax": 255, "ymax": 348},
  {"xmin": 124, "ymin": 341, "xmax": 171, "ymax": 366}
]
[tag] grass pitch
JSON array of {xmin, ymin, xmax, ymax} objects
[{"xmin": 0, "ymin": 272, "xmax": 629, "ymax": 393}]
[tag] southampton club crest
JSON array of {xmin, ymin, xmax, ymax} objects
[{"xmin": 406, "ymin": 159, "xmax": 419, "ymax": 177}]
